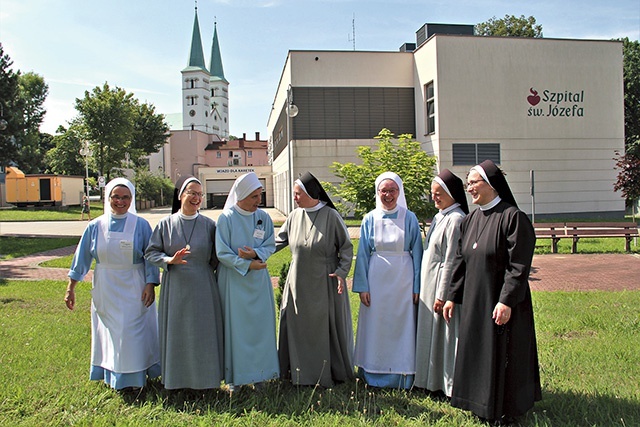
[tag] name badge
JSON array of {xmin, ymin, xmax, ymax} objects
[
  {"xmin": 120, "ymin": 240, "xmax": 134, "ymax": 250},
  {"xmin": 253, "ymin": 229, "xmax": 265, "ymax": 239}
]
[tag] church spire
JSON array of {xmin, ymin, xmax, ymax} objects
[
  {"xmin": 186, "ymin": 5, "xmax": 207, "ymax": 72},
  {"xmin": 209, "ymin": 20, "xmax": 227, "ymax": 82}
]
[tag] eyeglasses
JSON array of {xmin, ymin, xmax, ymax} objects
[
  {"xmin": 465, "ymin": 179, "xmax": 485, "ymax": 189},
  {"xmin": 110, "ymin": 195, "xmax": 131, "ymax": 202},
  {"xmin": 378, "ymin": 189, "xmax": 398, "ymax": 195},
  {"xmin": 184, "ymin": 191, "xmax": 204, "ymax": 198}
]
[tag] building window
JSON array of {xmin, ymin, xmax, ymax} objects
[
  {"xmin": 452, "ymin": 143, "xmax": 501, "ymax": 165},
  {"xmin": 247, "ymin": 151, "xmax": 253, "ymax": 158},
  {"xmin": 229, "ymin": 151, "xmax": 233, "ymax": 158},
  {"xmin": 216, "ymin": 151, "xmax": 221, "ymax": 158},
  {"xmin": 425, "ymin": 82, "xmax": 435, "ymax": 135}
]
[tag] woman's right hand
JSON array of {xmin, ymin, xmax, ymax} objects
[
  {"xmin": 359, "ymin": 291, "xmax": 371, "ymax": 307},
  {"xmin": 168, "ymin": 247, "xmax": 190, "ymax": 265},
  {"xmin": 249, "ymin": 259, "xmax": 267, "ymax": 270},
  {"xmin": 64, "ymin": 287, "xmax": 75, "ymax": 310}
]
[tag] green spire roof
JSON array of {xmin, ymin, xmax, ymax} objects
[
  {"xmin": 209, "ymin": 23, "xmax": 227, "ymax": 82},
  {"xmin": 186, "ymin": 9, "xmax": 208, "ymax": 72}
]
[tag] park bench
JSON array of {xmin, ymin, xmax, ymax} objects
[
  {"xmin": 534, "ymin": 222, "xmax": 639, "ymax": 253},
  {"xmin": 533, "ymin": 222, "xmax": 567, "ymax": 253}
]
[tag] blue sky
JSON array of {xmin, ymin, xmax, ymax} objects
[{"xmin": 1, "ymin": 0, "xmax": 639, "ymax": 138}]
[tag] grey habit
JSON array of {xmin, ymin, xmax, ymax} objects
[
  {"xmin": 276, "ymin": 205, "xmax": 355, "ymax": 387},
  {"xmin": 145, "ymin": 213, "xmax": 224, "ymax": 390}
]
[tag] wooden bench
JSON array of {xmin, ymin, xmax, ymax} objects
[
  {"xmin": 533, "ymin": 223, "xmax": 567, "ymax": 253},
  {"xmin": 534, "ymin": 222, "xmax": 639, "ymax": 253},
  {"xmin": 564, "ymin": 222, "xmax": 639, "ymax": 253}
]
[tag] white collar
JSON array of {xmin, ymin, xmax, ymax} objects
[
  {"xmin": 234, "ymin": 205, "xmax": 254, "ymax": 216},
  {"xmin": 440, "ymin": 202, "xmax": 461, "ymax": 215},
  {"xmin": 304, "ymin": 201, "xmax": 326, "ymax": 212},
  {"xmin": 479, "ymin": 196, "xmax": 501, "ymax": 211},
  {"xmin": 178, "ymin": 211, "xmax": 199, "ymax": 220}
]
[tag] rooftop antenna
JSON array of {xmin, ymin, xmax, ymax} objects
[{"xmin": 348, "ymin": 13, "xmax": 356, "ymax": 50}]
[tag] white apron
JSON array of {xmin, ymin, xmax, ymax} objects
[
  {"xmin": 355, "ymin": 208, "xmax": 416, "ymax": 374},
  {"xmin": 91, "ymin": 214, "xmax": 159, "ymax": 373}
]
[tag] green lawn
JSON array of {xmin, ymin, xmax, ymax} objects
[
  {"xmin": 0, "ymin": 280, "xmax": 638, "ymax": 426},
  {"xmin": 0, "ymin": 203, "xmax": 104, "ymax": 221}
]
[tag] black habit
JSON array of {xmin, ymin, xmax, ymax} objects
[{"xmin": 448, "ymin": 200, "xmax": 541, "ymax": 420}]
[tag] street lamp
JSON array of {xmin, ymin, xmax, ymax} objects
[
  {"xmin": 79, "ymin": 141, "xmax": 93, "ymax": 197},
  {"xmin": 286, "ymin": 85, "xmax": 298, "ymax": 213}
]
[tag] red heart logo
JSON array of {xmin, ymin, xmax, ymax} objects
[{"xmin": 527, "ymin": 88, "xmax": 540, "ymax": 106}]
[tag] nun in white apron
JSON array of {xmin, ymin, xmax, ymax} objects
[
  {"xmin": 65, "ymin": 178, "xmax": 160, "ymax": 391},
  {"xmin": 353, "ymin": 172, "xmax": 423, "ymax": 389}
]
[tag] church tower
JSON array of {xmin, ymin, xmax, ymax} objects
[
  {"xmin": 208, "ymin": 22, "xmax": 230, "ymax": 139},
  {"xmin": 181, "ymin": 6, "xmax": 229, "ymax": 137}
]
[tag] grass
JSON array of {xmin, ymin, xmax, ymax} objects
[
  {"xmin": 0, "ymin": 279, "xmax": 638, "ymax": 426},
  {"xmin": 0, "ymin": 203, "xmax": 104, "ymax": 221},
  {"xmin": 0, "ymin": 236, "xmax": 79, "ymax": 260}
]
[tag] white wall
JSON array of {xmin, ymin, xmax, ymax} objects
[{"xmin": 415, "ymin": 36, "xmax": 625, "ymax": 217}]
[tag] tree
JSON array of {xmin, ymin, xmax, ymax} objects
[
  {"xmin": 75, "ymin": 83, "xmax": 135, "ymax": 179},
  {"xmin": 613, "ymin": 151, "xmax": 640, "ymax": 203},
  {"xmin": 13, "ymin": 72, "xmax": 50, "ymax": 173},
  {"xmin": 72, "ymin": 83, "xmax": 169, "ymax": 179},
  {"xmin": 326, "ymin": 128, "xmax": 437, "ymax": 223},
  {"xmin": 129, "ymin": 102, "xmax": 169, "ymax": 168},
  {"xmin": 475, "ymin": 15, "xmax": 543, "ymax": 38},
  {"xmin": 133, "ymin": 166, "xmax": 174, "ymax": 206},
  {"xmin": 620, "ymin": 38, "xmax": 640, "ymax": 154},
  {"xmin": 613, "ymin": 38, "xmax": 640, "ymax": 206},
  {"xmin": 45, "ymin": 121, "xmax": 89, "ymax": 176},
  {"xmin": 0, "ymin": 44, "xmax": 26, "ymax": 166}
]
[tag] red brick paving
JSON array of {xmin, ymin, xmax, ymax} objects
[{"xmin": 2, "ymin": 245, "xmax": 639, "ymax": 292}]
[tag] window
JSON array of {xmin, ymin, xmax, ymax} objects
[
  {"xmin": 216, "ymin": 151, "xmax": 221, "ymax": 158},
  {"xmin": 425, "ymin": 82, "xmax": 435, "ymax": 135},
  {"xmin": 247, "ymin": 151, "xmax": 253, "ymax": 158},
  {"xmin": 229, "ymin": 151, "xmax": 233, "ymax": 158},
  {"xmin": 452, "ymin": 143, "xmax": 501, "ymax": 165}
]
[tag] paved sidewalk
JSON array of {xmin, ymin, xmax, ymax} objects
[
  {"xmin": 0, "ymin": 245, "xmax": 88, "ymax": 282},
  {"xmin": 2, "ymin": 242, "xmax": 639, "ymax": 291},
  {"xmin": 2, "ymin": 206, "xmax": 639, "ymax": 289}
]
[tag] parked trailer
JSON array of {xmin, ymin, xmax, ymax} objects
[{"xmin": 5, "ymin": 166, "xmax": 84, "ymax": 207}]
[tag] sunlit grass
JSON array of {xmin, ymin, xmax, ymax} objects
[{"xmin": 0, "ymin": 279, "xmax": 638, "ymax": 426}]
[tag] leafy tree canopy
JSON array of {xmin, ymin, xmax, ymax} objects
[
  {"xmin": 51, "ymin": 83, "xmax": 169, "ymax": 180},
  {"xmin": 613, "ymin": 38, "xmax": 640, "ymax": 203},
  {"xmin": 45, "ymin": 121, "xmax": 88, "ymax": 176},
  {"xmin": 0, "ymin": 44, "xmax": 27, "ymax": 166},
  {"xmin": 475, "ymin": 15, "xmax": 543, "ymax": 38},
  {"xmin": 326, "ymin": 128, "xmax": 437, "ymax": 223}
]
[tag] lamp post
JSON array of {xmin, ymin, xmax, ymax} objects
[
  {"xmin": 79, "ymin": 142, "xmax": 93, "ymax": 197},
  {"xmin": 286, "ymin": 85, "xmax": 299, "ymax": 213}
]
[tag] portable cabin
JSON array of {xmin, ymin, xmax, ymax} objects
[{"xmin": 5, "ymin": 166, "xmax": 84, "ymax": 207}]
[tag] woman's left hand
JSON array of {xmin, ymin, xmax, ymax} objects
[
  {"xmin": 141, "ymin": 283, "xmax": 155, "ymax": 307},
  {"xmin": 329, "ymin": 273, "xmax": 345, "ymax": 294},
  {"xmin": 493, "ymin": 302, "xmax": 512, "ymax": 325}
]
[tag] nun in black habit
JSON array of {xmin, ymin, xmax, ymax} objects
[{"xmin": 442, "ymin": 160, "xmax": 541, "ymax": 423}]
